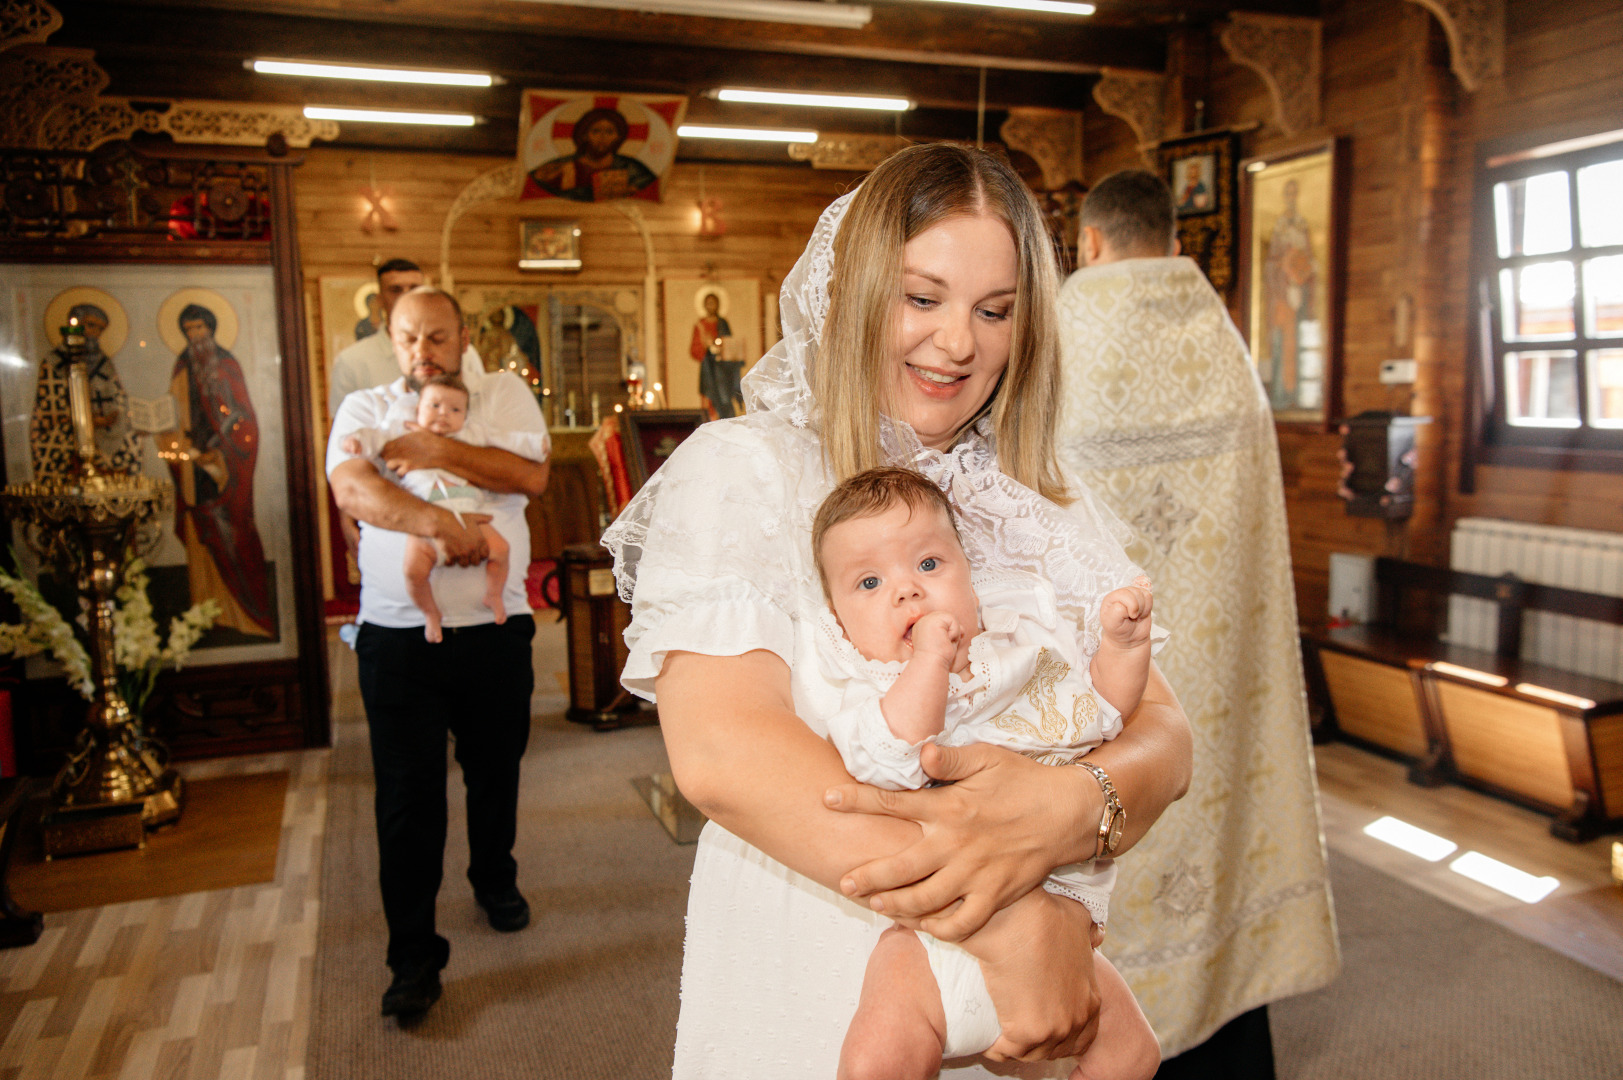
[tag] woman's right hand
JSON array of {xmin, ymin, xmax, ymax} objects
[
  {"xmin": 959, "ymin": 889, "xmax": 1103, "ymax": 1062},
  {"xmin": 824, "ymin": 740, "xmax": 1100, "ymax": 941}
]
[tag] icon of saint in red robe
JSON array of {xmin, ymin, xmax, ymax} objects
[{"xmin": 157, "ymin": 303, "xmax": 275, "ymax": 638}]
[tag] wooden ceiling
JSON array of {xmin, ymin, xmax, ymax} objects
[{"xmin": 52, "ymin": 0, "xmax": 1319, "ymax": 158}]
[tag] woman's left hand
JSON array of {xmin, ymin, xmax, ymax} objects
[
  {"xmin": 959, "ymin": 889, "xmax": 1102, "ymax": 1062},
  {"xmin": 823, "ymin": 740, "xmax": 1097, "ymax": 941}
]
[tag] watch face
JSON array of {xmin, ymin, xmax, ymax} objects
[{"xmin": 1107, "ymin": 815, "xmax": 1125, "ymax": 850}]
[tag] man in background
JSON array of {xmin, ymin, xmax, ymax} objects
[
  {"xmin": 1055, "ymin": 170, "xmax": 1339, "ymax": 1078},
  {"xmin": 329, "ymin": 259, "xmax": 432, "ymax": 417},
  {"xmin": 327, "ymin": 286, "xmax": 550, "ymax": 1024}
]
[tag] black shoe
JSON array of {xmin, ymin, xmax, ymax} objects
[
  {"xmin": 475, "ymin": 887, "xmax": 531, "ymax": 932},
  {"xmin": 381, "ymin": 961, "xmax": 442, "ymax": 1021}
]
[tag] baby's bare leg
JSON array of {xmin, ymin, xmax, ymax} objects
[
  {"xmin": 403, "ymin": 537, "xmax": 444, "ymax": 643},
  {"xmin": 838, "ymin": 926, "xmax": 948, "ymax": 1080},
  {"xmin": 479, "ymin": 523, "xmax": 509, "ymax": 625},
  {"xmin": 1069, "ymin": 951, "xmax": 1161, "ymax": 1080}
]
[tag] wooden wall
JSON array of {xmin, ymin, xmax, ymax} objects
[
  {"xmin": 290, "ymin": 148, "xmax": 857, "ymax": 596},
  {"xmin": 1083, "ymin": 0, "xmax": 1623, "ymax": 631},
  {"xmin": 293, "ymin": 147, "xmax": 859, "ymax": 388}
]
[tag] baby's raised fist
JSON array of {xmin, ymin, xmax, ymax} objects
[
  {"xmin": 1100, "ymin": 583, "xmax": 1154, "ymax": 649},
  {"xmin": 909, "ymin": 610, "xmax": 964, "ymax": 666}
]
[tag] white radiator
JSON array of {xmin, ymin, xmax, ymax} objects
[{"xmin": 1446, "ymin": 517, "xmax": 1623, "ymax": 681}]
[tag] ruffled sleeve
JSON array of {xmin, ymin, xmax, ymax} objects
[{"xmin": 605, "ymin": 420, "xmax": 810, "ymax": 702}]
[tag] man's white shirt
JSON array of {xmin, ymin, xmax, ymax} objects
[{"xmin": 326, "ymin": 367, "xmax": 550, "ymax": 629}]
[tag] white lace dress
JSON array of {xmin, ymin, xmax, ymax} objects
[
  {"xmin": 604, "ymin": 189, "xmax": 1155, "ymax": 1079},
  {"xmin": 820, "ymin": 576, "xmax": 1130, "ymax": 1058}
]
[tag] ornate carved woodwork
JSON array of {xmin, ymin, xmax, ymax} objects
[
  {"xmin": 1091, "ymin": 69, "xmax": 1165, "ymax": 167},
  {"xmin": 1402, "ymin": 0, "xmax": 1505, "ymax": 92},
  {"xmin": 0, "ymin": 0, "xmax": 61, "ymax": 52},
  {"xmin": 0, "ymin": 45, "xmax": 106, "ymax": 150},
  {"xmin": 35, "ymin": 99, "xmax": 337, "ymax": 154},
  {"xmin": 0, "ymin": 142, "xmax": 276, "ymax": 241},
  {"xmin": 1219, "ymin": 12, "xmax": 1322, "ymax": 137},
  {"xmin": 999, "ymin": 108, "xmax": 1083, "ymax": 191},
  {"xmin": 788, "ymin": 134, "xmax": 910, "ymax": 172}
]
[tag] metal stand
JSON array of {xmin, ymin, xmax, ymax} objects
[{"xmin": 2, "ymin": 322, "xmax": 181, "ymax": 858}]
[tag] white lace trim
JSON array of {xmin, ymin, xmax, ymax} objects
[{"xmin": 1043, "ymin": 874, "xmax": 1112, "ymax": 928}]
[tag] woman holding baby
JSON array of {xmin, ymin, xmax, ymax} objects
[{"xmin": 603, "ymin": 144, "xmax": 1194, "ymax": 1078}]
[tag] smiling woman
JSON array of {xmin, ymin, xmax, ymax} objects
[
  {"xmin": 814, "ymin": 144, "xmax": 1067, "ymax": 503},
  {"xmin": 602, "ymin": 142, "xmax": 1192, "ymax": 1079}
]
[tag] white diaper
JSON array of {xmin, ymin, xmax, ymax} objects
[{"xmin": 920, "ymin": 934, "xmax": 1002, "ymax": 1058}]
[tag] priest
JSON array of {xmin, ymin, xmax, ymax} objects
[{"xmin": 1055, "ymin": 169, "xmax": 1339, "ymax": 1077}]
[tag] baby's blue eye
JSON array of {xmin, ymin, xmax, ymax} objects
[
  {"xmin": 859, "ymin": 576, "xmax": 880, "ymax": 591},
  {"xmin": 919, "ymin": 557, "xmax": 938, "ymax": 572}
]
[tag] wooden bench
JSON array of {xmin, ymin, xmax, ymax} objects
[{"xmin": 1304, "ymin": 557, "xmax": 1623, "ymax": 841}]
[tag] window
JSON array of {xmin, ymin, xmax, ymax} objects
[{"xmin": 1475, "ymin": 130, "xmax": 1623, "ymax": 468}]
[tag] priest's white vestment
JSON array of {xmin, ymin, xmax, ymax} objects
[{"xmin": 1055, "ymin": 256, "xmax": 1340, "ymax": 1056}]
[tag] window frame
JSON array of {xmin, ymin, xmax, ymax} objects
[{"xmin": 1467, "ymin": 126, "xmax": 1623, "ymax": 479}]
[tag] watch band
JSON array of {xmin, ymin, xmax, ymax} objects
[{"xmin": 1076, "ymin": 760, "xmax": 1124, "ymax": 860}]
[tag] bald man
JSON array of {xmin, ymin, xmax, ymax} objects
[{"xmin": 328, "ymin": 286, "xmax": 550, "ymax": 1024}]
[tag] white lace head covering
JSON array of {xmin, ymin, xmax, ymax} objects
[{"xmin": 608, "ymin": 184, "xmax": 1153, "ymax": 656}]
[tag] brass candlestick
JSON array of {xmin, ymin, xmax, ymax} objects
[{"xmin": 1, "ymin": 320, "xmax": 181, "ymax": 856}]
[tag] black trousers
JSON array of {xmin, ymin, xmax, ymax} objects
[
  {"xmin": 355, "ymin": 615, "xmax": 536, "ymax": 971},
  {"xmin": 1154, "ymin": 1006, "xmax": 1276, "ymax": 1080}
]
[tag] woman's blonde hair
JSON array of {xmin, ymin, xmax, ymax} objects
[{"xmin": 813, "ymin": 142, "xmax": 1068, "ymax": 504}]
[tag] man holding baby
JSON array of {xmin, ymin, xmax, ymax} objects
[{"xmin": 327, "ymin": 286, "xmax": 551, "ymax": 1024}]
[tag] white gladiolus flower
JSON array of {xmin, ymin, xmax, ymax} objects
[{"xmin": 0, "ymin": 556, "xmax": 219, "ymax": 710}]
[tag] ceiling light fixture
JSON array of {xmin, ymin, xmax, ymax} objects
[
  {"xmin": 304, "ymin": 106, "xmax": 479, "ymax": 127},
  {"xmin": 504, "ymin": 0, "xmax": 872, "ymax": 29},
  {"xmin": 251, "ymin": 59, "xmax": 496, "ymax": 87},
  {"xmin": 715, "ymin": 88, "xmax": 912, "ymax": 111},
  {"xmin": 678, "ymin": 124, "xmax": 818, "ymax": 143},
  {"xmin": 908, "ymin": 0, "xmax": 1095, "ymax": 16}
]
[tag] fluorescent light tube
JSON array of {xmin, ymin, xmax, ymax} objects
[
  {"xmin": 678, "ymin": 124, "xmax": 818, "ymax": 143},
  {"xmin": 304, "ymin": 106, "xmax": 478, "ymax": 127},
  {"xmin": 252, "ymin": 59, "xmax": 495, "ymax": 87},
  {"xmin": 1430, "ymin": 661, "xmax": 1508, "ymax": 687},
  {"xmin": 1449, "ymin": 851, "xmax": 1559, "ymax": 903},
  {"xmin": 908, "ymin": 0, "xmax": 1095, "ymax": 15},
  {"xmin": 716, "ymin": 88, "xmax": 912, "ymax": 111},
  {"xmin": 1362, "ymin": 816, "xmax": 1458, "ymax": 862},
  {"xmin": 504, "ymin": 0, "xmax": 872, "ymax": 29},
  {"xmin": 1513, "ymin": 683, "xmax": 1596, "ymax": 710}
]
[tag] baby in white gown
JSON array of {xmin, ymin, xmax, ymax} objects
[
  {"xmin": 340, "ymin": 374, "xmax": 509, "ymax": 643},
  {"xmin": 813, "ymin": 467, "xmax": 1161, "ymax": 1080}
]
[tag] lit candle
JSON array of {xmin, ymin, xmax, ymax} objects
[{"xmin": 61, "ymin": 319, "xmax": 97, "ymax": 472}]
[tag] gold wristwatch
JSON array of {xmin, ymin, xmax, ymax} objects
[{"xmin": 1076, "ymin": 761, "xmax": 1124, "ymax": 860}]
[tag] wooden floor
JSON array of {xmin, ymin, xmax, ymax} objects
[{"xmin": 0, "ymin": 620, "xmax": 1616, "ymax": 1080}]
